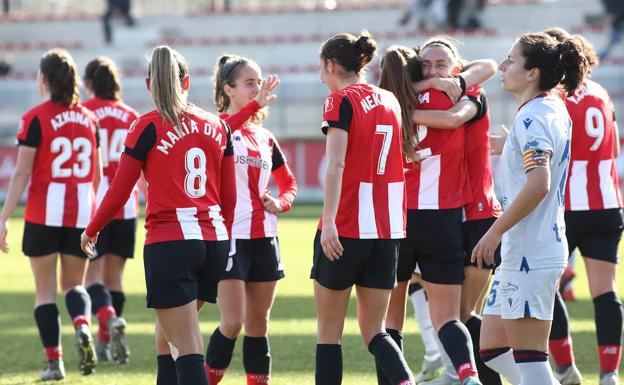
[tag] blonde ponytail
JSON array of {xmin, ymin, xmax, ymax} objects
[{"xmin": 148, "ymin": 46, "xmax": 189, "ymax": 134}]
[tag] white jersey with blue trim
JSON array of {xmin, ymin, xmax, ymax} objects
[{"xmin": 499, "ymin": 94, "xmax": 572, "ymax": 271}]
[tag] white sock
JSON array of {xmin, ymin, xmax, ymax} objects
[
  {"xmin": 434, "ymin": 333, "xmax": 458, "ymax": 379},
  {"xmin": 516, "ymin": 360, "xmax": 556, "ymax": 385},
  {"xmin": 484, "ymin": 348, "xmax": 521, "ymax": 385},
  {"xmin": 410, "ymin": 287, "xmax": 440, "ymax": 361}
]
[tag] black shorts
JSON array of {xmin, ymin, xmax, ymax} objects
[
  {"xmin": 565, "ymin": 208, "xmax": 624, "ymax": 264},
  {"xmin": 310, "ymin": 230, "xmax": 399, "ymax": 290},
  {"xmin": 93, "ymin": 219, "xmax": 137, "ymax": 260},
  {"xmin": 397, "ymin": 208, "xmax": 464, "ymax": 284},
  {"xmin": 463, "ymin": 218, "xmax": 501, "ymax": 270},
  {"xmin": 221, "ymin": 237, "xmax": 285, "ymax": 282},
  {"xmin": 143, "ymin": 239, "xmax": 229, "ymax": 308},
  {"xmin": 22, "ymin": 221, "xmax": 86, "ymax": 258}
]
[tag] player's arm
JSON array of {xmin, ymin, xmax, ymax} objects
[
  {"xmin": 264, "ymin": 138, "xmax": 297, "ymax": 214},
  {"xmin": 472, "ymin": 148, "xmax": 552, "ymax": 267},
  {"xmin": 0, "ymin": 146, "xmax": 36, "ymax": 253},
  {"xmin": 412, "ymin": 99, "xmax": 478, "ymax": 129},
  {"xmin": 219, "ymin": 125, "xmax": 236, "ymax": 236},
  {"xmin": 412, "ymin": 59, "xmax": 497, "ymax": 101},
  {"xmin": 490, "ymin": 124, "xmax": 509, "ymax": 155},
  {"xmin": 321, "ymin": 127, "xmax": 348, "ymax": 261},
  {"xmin": 223, "ymin": 74, "xmax": 279, "ymax": 130}
]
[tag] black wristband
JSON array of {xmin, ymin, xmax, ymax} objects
[{"xmin": 456, "ymin": 74, "xmax": 467, "ymax": 94}]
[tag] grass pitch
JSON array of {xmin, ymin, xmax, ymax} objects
[{"xmin": 0, "ymin": 205, "xmax": 621, "ymax": 384}]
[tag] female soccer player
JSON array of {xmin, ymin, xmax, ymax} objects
[
  {"xmin": 81, "ymin": 45, "xmax": 236, "ymax": 385},
  {"xmin": 204, "ymin": 55, "xmax": 297, "ymax": 385},
  {"xmin": 311, "ymin": 31, "xmax": 414, "ymax": 385},
  {"xmin": 379, "ymin": 40, "xmax": 499, "ymax": 385},
  {"xmin": 0, "ymin": 48, "xmax": 100, "ymax": 380},
  {"xmin": 82, "ymin": 56, "xmax": 139, "ymax": 364},
  {"xmin": 544, "ymin": 28, "xmax": 623, "ymax": 385},
  {"xmin": 473, "ymin": 32, "xmax": 589, "ymax": 385}
]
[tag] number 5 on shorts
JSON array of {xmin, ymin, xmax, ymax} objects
[{"xmin": 486, "ymin": 280, "xmax": 500, "ymax": 307}]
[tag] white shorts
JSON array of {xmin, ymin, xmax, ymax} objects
[{"xmin": 483, "ymin": 267, "xmax": 563, "ymax": 320}]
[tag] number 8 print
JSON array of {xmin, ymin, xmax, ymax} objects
[{"xmin": 184, "ymin": 147, "xmax": 207, "ymax": 198}]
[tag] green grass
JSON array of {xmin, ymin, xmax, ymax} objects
[{"xmin": 0, "ymin": 205, "xmax": 622, "ymax": 384}]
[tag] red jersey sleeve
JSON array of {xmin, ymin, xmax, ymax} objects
[
  {"xmin": 321, "ymin": 93, "xmax": 353, "ymax": 134},
  {"xmin": 86, "ymin": 153, "xmax": 143, "ymax": 237},
  {"xmin": 124, "ymin": 118, "xmax": 156, "ymax": 161},
  {"xmin": 223, "ymin": 100, "xmax": 261, "ymax": 131},
  {"xmin": 16, "ymin": 113, "xmax": 42, "ymax": 148}
]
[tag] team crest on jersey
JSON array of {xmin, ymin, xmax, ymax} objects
[
  {"xmin": 324, "ymin": 96, "xmax": 334, "ymax": 113},
  {"xmin": 523, "ymin": 118, "xmax": 533, "ymax": 129}
]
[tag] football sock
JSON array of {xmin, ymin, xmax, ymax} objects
[
  {"xmin": 513, "ymin": 350, "xmax": 554, "ymax": 385},
  {"xmin": 176, "ymin": 354, "xmax": 208, "ymax": 385},
  {"xmin": 435, "ymin": 333, "xmax": 458, "ymax": 379},
  {"xmin": 87, "ymin": 283, "xmax": 116, "ymax": 342},
  {"xmin": 243, "ymin": 335, "xmax": 271, "ymax": 385},
  {"xmin": 34, "ymin": 303, "xmax": 62, "ymax": 361},
  {"xmin": 549, "ymin": 291, "xmax": 574, "ymax": 372},
  {"xmin": 465, "ymin": 316, "xmax": 502, "ymax": 385},
  {"xmin": 437, "ymin": 320, "xmax": 477, "ymax": 383},
  {"xmin": 316, "ymin": 344, "xmax": 342, "ymax": 385},
  {"xmin": 205, "ymin": 327, "xmax": 236, "ymax": 384},
  {"xmin": 376, "ymin": 329, "xmax": 403, "ymax": 385},
  {"xmin": 368, "ymin": 333, "xmax": 414, "ymax": 385},
  {"xmin": 481, "ymin": 347, "xmax": 520, "ymax": 385},
  {"xmin": 110, "ymin": 290, "xmax": 126, "ymax": 316},
  {"xmin": 157, "ymin": 354, "xmax": 178, "ymax": 385},
  {"xmin": 409, "ymin": 283, "xmax": 440, "ymax": 361},
  {"xmin": 65, "ymin": 286, "xmax": 91, "ymax": 329},
  {"xmin": 594, "ymin": 291, "xmax": 623, "ymax": 372}
]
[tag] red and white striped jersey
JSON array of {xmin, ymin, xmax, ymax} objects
[
  {"xmin": 463, "ymin": 87, "xmax": 502, "ymax": 220},
  {"xmin": 121, "ymin": 106, "xmax": 235, "ymax": 245},
  {"xmin": 318, "ymin": 83, "xmax": 406, "ymax": 239},
  {"xmin": 17, "ymin": 100, "xmax": 99, "ymax": 228},
  {"xmin": 405, "ymin": 89, "xmax": 471, "ymax": 210},
  {"xmin": 223, "ymin": 117, "xmax": 293, "ymax": 239},
  {"xmin": 83, "ymin": 97, "xmax": 140, "ymax": 220},
  {"xmin": 565, "ymin": 79, "xmax": 623, "ymax": 211}
]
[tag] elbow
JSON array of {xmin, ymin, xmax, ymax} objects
[
  {"xmin": 484, "ymin": 59, "xmax": 498, "ymax": 78},
  {"xmin": 536, "ymin": 183, "xmax": 550, "ymax": 199}
]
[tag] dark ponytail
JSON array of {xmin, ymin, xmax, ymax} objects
[
  {"xmin": 39, "ymin": 48, "xmax": 80, "ymax": 106},
  {"xmin": 84, "ymin": 56, "xmax": 122, "ymax": 100},
  {"xmin": 379, "ymin": 45, "xmax": 419, "ymax": 161},
  {"xmin": 557, "ymin": 39, "xmax": 589, "ymax": 95},
  {"xmin": 320, "ymin": 30, "xmax": 377, "ymax": 75},
  {"xmin": 518, "ymin": 32, "xmax": 589, "ymax": 96}
]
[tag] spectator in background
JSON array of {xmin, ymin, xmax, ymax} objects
[
  {"xmin": 600, "ymin": 0, "xmax": 624, "ymax": 59},
  {"xmin": 400, "ymin": 0, "xmax": 447, "ymax": 30},
  {"xmin": 448, "ymin": 0, "xmax": 486, "ymax": 29},
  {"xmin": 0, "ymin": 59, "xmax": 11, "ymax": 76},
  {"xmin": 210, "ymin": 0, "xmax": 234, "ymax": 12},
  {"xmin": 103, "ymin": 0, "xmax": 135, "ymax": 44}
]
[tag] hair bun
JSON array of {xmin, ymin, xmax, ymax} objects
[
  {"xmin": 218, "ymin": 55, "xmax": 233, "ymax": 67},
  {"xmin": 354, "ymin": 31, "xmax": 377, "ymax": 56}
]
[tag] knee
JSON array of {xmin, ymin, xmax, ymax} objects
[
  {"xmin": 245, "ymin": 314, "xmax": 269, "ymax": 337},
  {"xmin": 220, "ymin": 318, "xmax": 244, "ymax": 338}
]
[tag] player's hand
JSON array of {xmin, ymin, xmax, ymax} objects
[
  {"xmin": 0, "ymin": 220, "xmax": 9, "ymax": 253},
  {"xmin": 80, "ymin": 231, "xmax": 98, "ymax": 258},
  {"xmin": 256, "ymin": 74, "xmax": 280, "ymax": 108},
  {"xmin": 262, "ymin": 192, "xmax": 283, "ymax": 214},
  {"xmin": 320, "ymin": 223, "xmax": 343, "ymax": 261},
  {"xmin": 471, "ymin": 227, "xmax": 502, "ymax": 268},
  {"xmin": 490, "ymin": 124, "xmax": 509, "ymax": 155},
  {"xmin": 430, "ymin": 77, "xmax": 462, "ymax": 103}
]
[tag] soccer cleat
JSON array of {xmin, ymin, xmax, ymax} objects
[
  {"xmin": 76, "ymin": 324, "xmax": 97, "ymax": 375},
  {"xmin": 108, "ymin": 316, "xmax": 130, "ymax": 364},
  {"xmin": 419, "ymin": 372, "xmax": 461, "ymax": 385},
  {"xmin": 414, "ymin": 356, "xmax": 444, "ymax": 383},
  {"xmin": 40, "ymin": 359, "xmax": 65, "ymax": 381},
  {"xmin": 554, "ymin": 364, "xmax": 582, "ymax": 385},
  {"xmin": 460, "ymin": 377, "xmax": 482, "ymax": 385},
  {"xmin": 600, "ymin": 372, "xmax": 620, "ymax": 385},
  {"xmin": 96, "ymin": 340, "xmax": 112, "ymax": 362}
]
